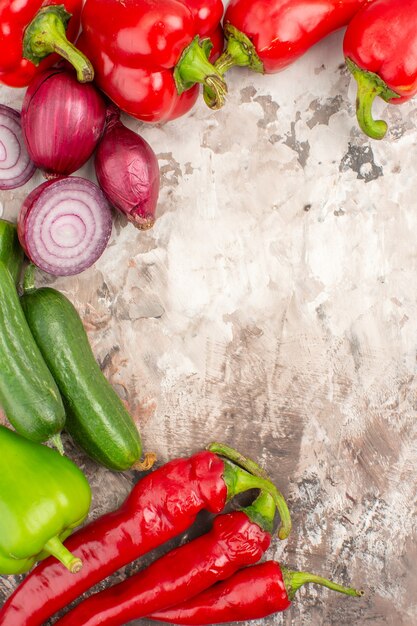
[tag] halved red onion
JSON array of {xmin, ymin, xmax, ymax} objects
[
  {"xmin": 0, "ymin": 104, "xmax": 36, "ymax": 190},
  {"xmin": 18, "ymin": 177, "xmax": 112, "ymax": 276},
  {"xmin": 95, "ymin": 107, "xmax": 160, "ymax": 229},
  {"xmin": 21, "ymin": 68, "xmax": 106, "ymax": 178}
]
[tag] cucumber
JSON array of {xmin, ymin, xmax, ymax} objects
[
  {"xmin": 20, "ymin": 284, "xmax": 143, "ymax": 471},
  {"xmin": 0, "ymin": 219, "xmax": 24, "ymax": 285},
  {"xmin": 0, "ymin": 262, "xmax": 66, "ymax": 442}
]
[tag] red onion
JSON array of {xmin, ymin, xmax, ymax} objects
[
  {"xmin": 95, "ymin": 108, "xmax": 160, "ymax": 229},
  {"xmin": 21, "ymin": 68, "xmax": 106, "ymax": 179},
  {"xmin": 0, "ymin": 104, "xmax": 36, "ymax": 190},
  {"xmin": 18, "ymin": 177, "xmax": 112, "ymax": 276}
]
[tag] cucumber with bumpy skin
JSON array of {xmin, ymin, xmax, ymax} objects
[
  {"xmin": 0, "ymin": 261, "xmax": 66, "ymax": 443},
  {"xmin": 20, "ymin": 276, "xmax": 143, "ymax": 471}
]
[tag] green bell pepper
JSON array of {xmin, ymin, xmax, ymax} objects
[{"xmin": 0, "ymin": 425, "xmax": 91, "ymax": 575}]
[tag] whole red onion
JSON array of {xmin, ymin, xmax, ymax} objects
[
  {"xmin": 21, "ymin": 68, "xmax": 106, "ymax": 178},
  {"xmin": 95, "ymin": 107, "xmax": 160, "ymax": 229}
]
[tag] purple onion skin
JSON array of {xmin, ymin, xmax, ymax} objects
[
  {"xmin": 21, "ymin": 68, "xmax": 106, "ymax": 178},
  {"xmin": 95, "ymin": 109, "xmax": 160, "ymax": 229}
]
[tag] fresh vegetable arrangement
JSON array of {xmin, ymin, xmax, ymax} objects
[
  {"xmin": 3, "ymin": 0, "xmax": 404, "ymax": 623},
  {"xmin": 0, "ymin": 444, "xmax": 291, "ymax": 625}
]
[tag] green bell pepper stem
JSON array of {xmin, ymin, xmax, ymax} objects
[
  {"xmin": 345, "ymin": 57, "xmax": 400, "ymax": 140},
  {"xmin": 23, "ymin": 5, "xmax": 94, "ymax": 83},
  {"xmin": 282, "ymin": 566, "xmax": 365, "ymax": 601},
  {"xmin": 44, "ymin": 536, "xmax": 82, "ymax": 573}
]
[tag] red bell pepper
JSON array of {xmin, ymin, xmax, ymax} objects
[
  {"xmin": 344, "ymin": 0, "xmax": 417, "ymax": 139},
  {"xmin": 0, "ymin": 0, "xmax": 93, "ymax": 87},
  {"xmin": 0, "ymin": 444, "xmax": 291, "ymax": 626},
  {"xmin": 77, "ymin": 0, "xmax": 227, "ymax": 123},
  {"xmin": 213, "ymin": 0, "xmax": 373, "ymax": 76},
  {"xmin": 55, "ymin": 491, "xmax": 277, "ymax": 626},
  {"xmin": 151, "ymin": 561, "xmax": 364, "ymax": 623}
]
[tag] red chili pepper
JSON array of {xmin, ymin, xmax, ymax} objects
[
  {"xmin": 55, "ymin": 491, "xmax": 278, "ymax": 626},
  {"xmin": 343, "ymin": 0, "xmax": 417, "ymax": 139},
  {"xmin": 212, "ymin": 0, "xmax": 372, "ymax": 77},
  {"xmin": 151, "ymin": 561, "xmax": 364, "ymax": 624},
  {"xmin": 77, "ymin": 0, "xmax": 227, "ymax": 123},
  {"xmin": 0, "ymin": 444, "xmax": 291, "ymax": 626},
  {"xmin": 0, "ymin": 1, "xmax": 94, "ymax": 87}
]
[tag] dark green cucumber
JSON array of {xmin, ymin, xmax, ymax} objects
[
  {"xmin": 20, "ymin": 285, "xmax": 143, "ymax": 471},
  {"xmin": 0, "ymin": 262, "xmax": 66, "ymax": 442},
  {"xmin": 0, "ymin": 219, "xmax": 24, "ymax": 285}
]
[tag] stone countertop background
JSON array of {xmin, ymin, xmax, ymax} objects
[{"xmin": 1, "ymin": 27, "xmax": 417, "ymax": 626}]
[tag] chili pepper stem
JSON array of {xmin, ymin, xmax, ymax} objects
[
  {"xmin": 174, "ymin": 36, "xmax": 228, "ymax": 109},
  {"xmin": 219, "ymin": 450, "xmax": 292, "ymax": 539},
  {"xmin": 43, "ymin": 536, "xmax": 83, "ymax": 574},
  {"xmin": 23, "ymin": 6, "xmax": 94, "ymax": 82},
  {"xmin": 244, "ymin": 491, "xmax": 276, "ymax": 534},
  {"xmin": 208, "ymin": 442, "xmax": 269, "ymax": 479},
  {"xmin": 282, "ymin": 566, "xmax": 365, "ymax": 601},
  {"xmin": 345, "ymin": 57, "xmax": 400, "ymax": 140}
]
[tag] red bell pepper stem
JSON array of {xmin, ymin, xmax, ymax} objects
[
  {"xmin": 23, "ymin": 5, "xmax": 94, "ymax": 82},
  {"xmin": 0, "ymin": 448, "xmax": 290, "ymax": 626},
  {"xmin": 174, "ymin": 36, "xmax": 227, "ymax": 109},
  {"xmin": 345, "ymin": 58, "xmax": 400, "ymax": 141},
  {"xmin": 54, "ymin": 492, "xmax": 276, "ymax": 626},
  {"xmin": 150, "ymin": 561, "xmax": 364, "ymax": 624}
]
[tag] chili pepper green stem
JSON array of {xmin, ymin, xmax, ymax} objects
[
  {"xmin": 23, "ymin": 5, "xmax": 94, "ymax": 82},
  {"xmin": 282, "ymin": 566, "xmax": 365, "ymax": 601},
  {"xmin": 44, "ymin": 536, "xmax": 82, "ymax": 573},
  {"xmin": 174, "ymin": 36, "xmax": 228, "ymax": 109},
  {"xmin": 345, "ymin": 57, "xmax": 400, "ymax": 140},
  {"xmin": 244, "ymin": 491, "xmax": 276, "ymax": 534},
  {"xmin": 208, "ymin": 442, "xmax": 269, "ymax": 479}
]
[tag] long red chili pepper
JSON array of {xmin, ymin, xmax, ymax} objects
[
  {"xmin": 343, "ymin": 0, "xmax": 417, "ymax": 139},
  {"xmin": 150, "ymin": 561, "xmax": 364, "ymax": 624},
  {"xmin": 55, "ymin": 491, "xmax": 278, "ymax": 626},
  {"xmin": 77, "ymin": 0, "xmax": 227, "ymax": 123},
  {"xmin": 0, "ymin": 444, "xmax": 291, "ymax": 626},
  {"xmin": 213, "ymin": 0, "xmax": 373, "ymax": 76},
  {"xmin": 0, "ymin": 1, "xmax": 93, "ymax": 87}
]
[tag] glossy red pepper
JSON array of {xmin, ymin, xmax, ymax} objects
[
  {"xmin": 0, "ymin": 0, "xmax": 93, "ymax": 87},
  {"xmin": 213, "ymin": 0, "xmax": 373, "ymax": 76},
  {"xmin": 151, "ymin": 561, "xmax": 364, "ymax": 624},
  {"xmin": 77, "ymin": 0, "xmax": 227, "ymax": 123},
  {"xmin": 0, "ymin": 444, "xmax": 291, "ymax": 626},
  {"xmin": 55, "ymin": 492, "xmax": 277, "ymax": 626},
  {"xmin": 343, "ymin": 0, "xmax": 417, "ymax": 139}
]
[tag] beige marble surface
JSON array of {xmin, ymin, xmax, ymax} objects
[{"xmin": 1, "ymin": 26, "xmax": 417, "ymax": 626}]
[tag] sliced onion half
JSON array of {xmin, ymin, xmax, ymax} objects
[
  {"xmin": 18, "ymin": 177, "xmax": 113, "ymax": 276},
  {"xmin": 0, "ymin": 104, "xmax": 36, "ymax": 190}
]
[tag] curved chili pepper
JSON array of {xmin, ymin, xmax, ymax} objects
[
  {"xmin": 0, "ymin": 446, "xmax": 290, "ymax": 626},
  {"xmin": 0, "ymin": 1, "xmax": 93, "ymax": 87},
  {"xmin": 343, "ymin": 0, "xmax": 417, "ymax": 139},
  {"xmin": 55, "ymin": 492, "xmax": 277, "ymax": 626},
  {"xmin": 151, "ymin": 561, "xmax": 364, "ymax": 624},
  {"xmin": 211, "ymin": 0, "xmax": 372, "ymax": 77},
  {"xmin": 78, "ymin": 0, "xmax": 227, "ymax": 123}
]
